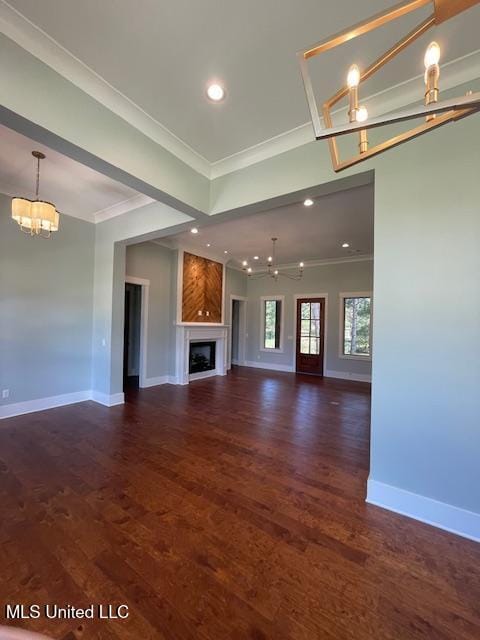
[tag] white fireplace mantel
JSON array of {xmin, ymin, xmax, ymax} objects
[{"xmin": 175, "ymin": 324, "xmax": 228, "ymax": 385}]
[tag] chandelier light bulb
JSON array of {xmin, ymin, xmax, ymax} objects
[
  {"xmin": 274, "ymin": 269, "xmax": 279, "ymax": 275},
  {"xmin": 347, "ymin": 64, "xmax": 361, "ymax": 89},
  {"xmin": 247, "ymin": 267, "xmax": 252, "ymax": 273},
  {"xmin": 253, "ymin": 256, "xmax": 259, "ymax": 260},
  {"xmin": 267, "ymin": 256, "xmax": 272, "ymax": 263},
  {"xmin": 242, "ymin": 260, "xmax": 248, "ymax": 267},
  {"xmin": 357, "ymin": 105, "xmax": 368, "ymax": 123},
  {"xmin": 424, "ymin": 42, "xmax": 440, "ymax": 69},
  {"xmin": 299, "ymin": 262, "xmax": 304, "ymax": 268}
]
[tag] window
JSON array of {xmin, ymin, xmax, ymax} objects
[
  {"xmin": 341, "ymin": 294, "xmax": 372, "ymax": 358},
  {"xmin": 262, "ymin": 297, "xmax": 283, "ymax": 350}
]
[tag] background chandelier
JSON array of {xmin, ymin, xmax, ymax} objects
[
  {"xmin": 12, "ymin": 151, "xmax": 59, "ymax": 237},
  {"xmin": 242, "ymin": 238, "xmax": 304, "ymax": 281},
  {"xmin": 297, "ymin": 0, "xmax": 480, "ymax": 172}
]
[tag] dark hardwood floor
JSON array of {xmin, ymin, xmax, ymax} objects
[{"xmin": 1, "ymin": 367, "xmax": 479, "ymax": 639}]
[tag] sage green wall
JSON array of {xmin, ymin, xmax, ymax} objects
[
  {"xmin": 245, "ymin": 260, "xmax": 373, "ymax": 377},
  {"xmin": 126, "ymin": 242, "xmax": 175, "ymax": 381},
  {"xmin": 371, "ymin": 118, "xmax": 480, "ymax": 514},
  {"xmin": 0, "ymin": 193, "xmax": 95, "ymax": 404}
]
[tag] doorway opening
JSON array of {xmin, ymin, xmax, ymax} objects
[
  {"xmin": 230, "ymin": 296, "xmax": 247, "ymax": 368},
  {"xmin": 124, "ymin": 282, "xmax": 142, "ymax": 389}
]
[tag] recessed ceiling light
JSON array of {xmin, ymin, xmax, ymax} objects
[
  {"xmin": 342, "ymin": 242, "xmax": 350, "ymax": 248},
  {"xmin": 206, "ymin": 83, "xmax": 225, "ymax": 102},
  {"xmin": 304, "ymin": 198, "xmax": 314, "ymax": 207},
  {"xmin": 253, "ymin": 256, "xmax": 259, "ymax": 260},
  {"xmin": 191, "ymin": 227, "xmax": 198, "ymax": 234}
]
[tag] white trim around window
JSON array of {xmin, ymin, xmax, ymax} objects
[
  {"xmin": 260, "ymin": 295, "xmax": 285, "ymax": 353},
  {"xmin": 339, "ymin": 291, "xmax": 373, "ymax": 361}
]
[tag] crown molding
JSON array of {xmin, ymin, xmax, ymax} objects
[
  {"xmin": 0, "ymin": 0, "xmax": 211, "ymax": 178},
  {"xmin": 1, "ymin": 0, "xmax": 479, "ymax": 184},
  {"xmin": 93, "ymin": 193, "xmax": 155, "ymax": 223},
  {"xmin": 229, "ymin": 253, "xmax": 373, "ymax": 272}
]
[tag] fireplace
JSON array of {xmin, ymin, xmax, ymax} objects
[
  {"xmin": 189, "ymin": 341, "xmax": 216, "ymax": 374},
  {"xmin": 175, "ymin": 325, "xmax": 227, "ymax": 384}
]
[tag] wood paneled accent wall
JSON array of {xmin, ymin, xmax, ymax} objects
[{"xmin": 182, "ymin": 252, "xmax": 223, "ymax": 323}]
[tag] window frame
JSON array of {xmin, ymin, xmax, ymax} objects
[
  {"xmin": 339, "ymin": 291, "xmax": 373, "ymax": 361},
  {"xmin": 260, "ymin": 295, "xmax": 285, "ymax": 352}
]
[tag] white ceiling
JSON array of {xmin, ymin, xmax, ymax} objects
[
  {"xmin": 0, "ymin": 124, "xmax": 149, "ymax": 221},
  {"xmin": 166, "ymin": 183, "xmax": 374, "ymax": 266},
  {"xmin": 5, "ymin": 0, "xmax": 480, "ymax": 164}
]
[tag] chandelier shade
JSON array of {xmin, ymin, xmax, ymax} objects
[
  {"xmin": 12, "ymin": 198, "xmax": 59, "ymax": 233},
  {"xmin": 11, "ymin": 151, "xmax": 60, "ymax": 237}
]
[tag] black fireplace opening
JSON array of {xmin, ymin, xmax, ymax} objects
[{"xmin": 189, "ymin": 341, "xmax": 216, "ymax": 374}]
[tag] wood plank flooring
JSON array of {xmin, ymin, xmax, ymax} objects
[{"xmin": 1, "ymin": 367, "xmax": 479, "ymax": 639}]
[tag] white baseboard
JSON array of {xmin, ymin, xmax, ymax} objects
[
  {"xmin": 0, "ymin": 390, "xmax": 91, "ymax": 420},
  {"xmin": 141, "ymin": 375, "xmax": 169, "ymax": 388},
  {"xmin": 90, "ymin": 391, "xmax": 125, "ymax": 407},
  {"xmin": 367, "ymin": 479, "xmax": 480, "ymax": 543},
  {"xmin": 325, "ymin": 369, "xmax": 372, "ymax": 383},
  {"xmin": 189, "ymin": 369, "xmax": 219, "ymax": 382},
  {"xmin": 244, "ymin": 360, "xmax": 294, "ymax": 373}
]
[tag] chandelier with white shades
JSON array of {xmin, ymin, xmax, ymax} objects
[
  {"xmin": 242, "ymin": 238, "xmax": 304, "ymax": 281},
  {"xmin": 11, "ymin": 151, "xmax": 60, "ymax": 238}
]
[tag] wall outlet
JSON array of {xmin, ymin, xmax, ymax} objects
[
  {"xmin": 2, "ymin": 389, "xmax": 9, "ymax": 399},
  {"xmin": 198, "ymin": 310, "xmax": 203, "ymax": 316}
]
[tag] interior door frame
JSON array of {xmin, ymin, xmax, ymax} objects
[
  {"xmin": 125, "ymin": 275, "xmax": 150, "ymax": 388},
  {"xmin": 292, "ymin": 293, "xmax": 328, "ymax": 374},
  {"xmin": 228, "ymin": 295, "xmax": 247, "ymax": 369}
]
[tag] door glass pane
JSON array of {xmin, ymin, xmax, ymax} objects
[
  {"xmin": 300, "ymin": 320, "xmax": 310, "ymax": 336},
  {"xmin": 300, "ymin": 337, "xmax": 310, "ymax": 354},
  {"xmin": 310, "ymin": 319, "xmax": 320, "ymax": 337},
  {"xmin": 310, "ymin": 338, "xmax": 320, "ymax": 355},
  {"xmin": 301, "ymin": 302, "xmax": 310, "ymax": 319},
  {"xmin": 311, "ymin": 303, "xmax": 320, "ymax": 319}
]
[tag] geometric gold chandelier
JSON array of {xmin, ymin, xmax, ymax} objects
[
  {"xmin": 11, "ymin": 151, "xmax": 60, "ymax": 237},
  {"xmin": 242, "ymin": 237, "xmax": 305, "ymax": 281},
  {"xmin": 298, "ymin": 0, "xmax": 480, "ymax": 172}
]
